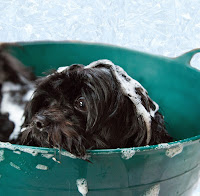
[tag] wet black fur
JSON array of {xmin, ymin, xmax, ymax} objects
[{"xmin": 18, "ymin": 64, "xmax": 173, "ymax": 158}]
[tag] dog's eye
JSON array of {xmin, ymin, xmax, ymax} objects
[{"xmin": 74, "ymin": 97, "xmax": 87, "ymax": 112}]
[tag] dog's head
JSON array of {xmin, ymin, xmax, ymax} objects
[{"xmin": 19, "ymin": 61, "xmax": 172, "ymax": 158}]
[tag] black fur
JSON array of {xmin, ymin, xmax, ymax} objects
[
  {"xmin": 0, "ymin": 44, "xmax": 36, "ymax": 142},
  {"xmin": 18, "ymin": 64, "xmax": 173, "ymax": 158}
]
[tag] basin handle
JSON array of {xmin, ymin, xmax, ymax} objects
[{"xmin": 175, "ymin": 48, "xmax": 200, "ymax": 66}]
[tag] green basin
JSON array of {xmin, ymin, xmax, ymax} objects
[{"xmin": 0, "ymin": 41, "xmax": 200, "ymax": 196}]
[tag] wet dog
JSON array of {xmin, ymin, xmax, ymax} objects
[
  {"xmin": 18, "ymin": 60, "xmax": 173, "ymax": 158},
  {"xmin": 0, "ymin": 44, "xmax": 35, "ymax": 141}
]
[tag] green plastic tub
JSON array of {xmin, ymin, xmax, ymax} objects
[{"xmin": 0, "ymin": 41, "xmax": 200, "ymax": 196}]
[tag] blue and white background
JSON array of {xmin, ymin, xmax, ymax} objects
[{"xmin": 0, "ymin": 0, "xmax": 200, "ymax": 195}]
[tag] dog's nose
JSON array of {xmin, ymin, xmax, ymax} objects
[{"xmin": 34, "ymin": 116, "xmax": 49, "ymax": 130}]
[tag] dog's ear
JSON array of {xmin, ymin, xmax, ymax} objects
[
  {"xmin": 134, "ymin": 87, "xmax": 173, "ymax": 144},
  {"xmin": 135, "ymin": 87, "xmax": 156, "ymax": 113},
  {"xmin": 150, "ymin": 111, "xmax": 173, "ymax": 144}
]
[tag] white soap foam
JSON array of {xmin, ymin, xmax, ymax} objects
[
  {"xmin": 76, "ymin": 178, "xmax": 88, "ymax": 196},
  {"xmin": 60, "ymin": 151, "xmax": 77, "ymax": 159},
  {"xmin": 155, "ymin": 143, "xmax": 171, "ymax": 149},
  {"xmin": 144, "ymin": 184, "xmax": 160, "ymax": 196},
  {"xmin": 0, "ymin": 150, "xmax": 5, "ymax": 162},
  {"xmin": 10, "ymin": 162, "xmax": 21, "ymax": 170},
  {"xmin": 166, "ymin": 144, "xmax": 183, "ymax": 158},
  {"xmin": 36, "ymin": 164, "xmax": 48, "ymax": 170},
  {"xmin": 13, "ymin": 150, "xmax": 21, "ymax": 155},
  {"xmin": 121, "ymin": 148, "xmax": 135, "ymax": 160},
  {"xmin": 0, "ymin": 142, "xmax": 48, "ymax": 156},
  {"xmin": 41, "ymin": 153, "xmax": 54, "ymax": 159}
]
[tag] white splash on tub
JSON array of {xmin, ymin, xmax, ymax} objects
[
  {"xmin": 60, "ymin": 150, "xmax": 90, "ymax": 160},
  {"xmin": 13, "ymin": 151, "xmax": 21, "ymax": 155},
  {"xmin": 76, "ymin": 178, "xmax": 88, "ymax": 196},
  {"xmin": 166, "ymin": 144, "xmax": 183, "ymax": 158},
  {"xmin": 156, "ymin": 143, "xmax": 171, "ymax": 149},
  {"xmin": 0, "ymin": 142, "xmax": 48, "ymax": 156},
  {"xmin": 121, "ymin": 148, "xmax": 135, "ymax": 160},
  {"xmin": 41, "ymin": 153, "xmax": 54, "ymax": 159},
  {"xmin": 60, "ymin": 150, "xmax": 77, "ymax": 159},
  {"xmin": 144, "ymin": 184, "xmax": 160, "ymax": 196},
  {"xmin": 10, "ymin": 162, "xmax": 21, "ymax": 170},
  {"xmin": 0, "ymin": 150, "xmax": 5, "ymax": 162},
  {"xmin": 36, "ymin": 164, "xmax": 48, "ymax": 170}
]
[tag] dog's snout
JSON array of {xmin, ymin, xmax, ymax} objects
[
  {"xmin": 34, "ymin": 116, "xmax": 49, "ymax": 130},
  {"xmin": 35, "ymin": 120, "xmax": 43, "ymax": 129}
]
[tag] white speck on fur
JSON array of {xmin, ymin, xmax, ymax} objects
[
  {"xmin": 57, "ymin": 66, "xmax": 69, "ymax": 73},
  {"xmin": 0, "ymin": 150, "xmax": 5, "ymax": 162},
  {"xmin": 10, "ymin": 162, "xmax": 21, "ymax": 170},
  {"xmin": 166, "ymin": 144, "xmax": 183, "ymax": 158},
  {"xmin": 76, "ymin": 178, "xmax": 88, "ymax": 196},
  {"xmin": 144, "ymin": 184, "xmax": 160, "ymax": 196},
  {"xmin": 36, "ymin": 164, "xmax": 48, "ymax": 170},
  {"xmin": 121, "ymin": 148, "xmax": 135, "ymax": 159},
  {"xmin": 20, "ymin": 127, "xmax": 27, "ymax": 133}
]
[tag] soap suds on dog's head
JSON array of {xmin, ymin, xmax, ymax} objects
[{"xmin": 86, "ymin": 59, "xmax": 159, "ymax": 145}]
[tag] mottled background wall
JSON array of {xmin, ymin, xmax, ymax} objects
[
  {"xmin": 0, "ymin": 0, "xmax": 200, "ymax": 194},
  {"xmin": 0, "ymin": 0, "xmax": 200, "ymax": 68}
]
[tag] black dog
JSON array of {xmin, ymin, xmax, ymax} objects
[
  {"xmin": 19, "ymin": 60, "xmax": 172, "ymax": 158},
  {"xmin": 0, "ymin": 44, "xmax": 35, "ymax": 141}
]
